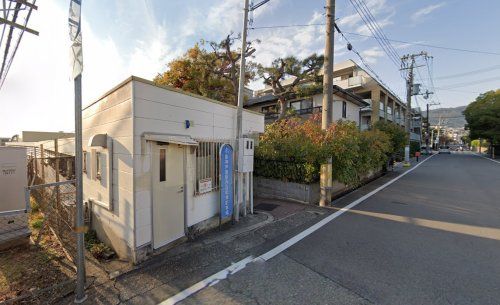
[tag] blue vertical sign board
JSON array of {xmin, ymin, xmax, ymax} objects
[{"xmin": 219, "ymin": 144, "xmax": 234, "ymax": 221}]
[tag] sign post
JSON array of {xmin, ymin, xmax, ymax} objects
[
  {"xmin": 69, "ymin": 0, "xmax": 86, "ymax": 303},
  {"xmin": 219, "ymin": 144, "xmax": 234, "ymax": 228}
]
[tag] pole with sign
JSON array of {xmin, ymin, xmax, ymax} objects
[
  {"xmin": 219, "ymin": 144, "xmax": 234, "ymax": 228},
  {"xmin": 69, "ymin": 0, "xmax": 86, "ymax": 302}
]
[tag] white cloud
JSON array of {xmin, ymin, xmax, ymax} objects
[
  {"xmin": 411, "ymin": 3, "xmax": 446, "ymax": 22},
  {"xmin": 361, "ymin": 46, "xmax": 384, "ymax": 64},
  {"xmin": 0, "ymin": 0, "xmax": 176, "ymax": 136},
  {"xmin": 338, "ymin": 0, "xmax": 394, "ymax": 33}
]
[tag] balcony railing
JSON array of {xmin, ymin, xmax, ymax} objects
[{"xmin": 333, "ymin": 75, "xmax": 366, "ymax": 89}]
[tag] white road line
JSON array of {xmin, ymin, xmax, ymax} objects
[
  {"xmin": 475, "ymin": 153, "xmax": 500, "ymax": 164},
  {"xmin": 157, "ymin": 154, "xmax": 435, "ymax": 304},
  {"xmin": 158, "ymin": 256, "xmax": 255, "ymax": 305}
]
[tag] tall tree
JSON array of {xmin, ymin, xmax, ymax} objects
[
  {"xmin": 464, "ymin": 89, "xmax": 500, "ymax": 145},
  {"xmin": 154, "ymin": 34, "xmax": 257, "ymax": 105},
  {"xmin": 258, "ymin": 54, "xmax": 324, "ymax": 119},
  {"xmin": 205, "ymin": 33, "xmax": 258, "ymax": 105}
]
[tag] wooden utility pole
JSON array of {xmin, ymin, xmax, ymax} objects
[{"xmin": 320, "ymin": 0, "xmax": 335, "ymax": 207}]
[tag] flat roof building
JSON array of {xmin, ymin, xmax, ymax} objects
[{"xmin": 82, "ymin": 76, "xmax": 264, "ymax": 263}]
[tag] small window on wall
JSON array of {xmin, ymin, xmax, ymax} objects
[
  {"xmin": 195, "ymin": 141, "xmax": 228, "ymax": 195},
  {"xmin": 83, "ymin": 151, "xmax": 87, "ymax": 173},
  {"xmin": 159, "ymin": 148, "xmax": 166, "ymax": 182},
  {"xmin": 342, "ymin": 101, "xmax": 347, "ymax": 118},
  {"xmin": 95, "ymin": 152, "xmax": 101, "ymax": 180}
]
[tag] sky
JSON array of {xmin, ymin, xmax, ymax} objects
[{"xmin": 1, "ymin": 0, "xmax": 499, "ymax": 136}]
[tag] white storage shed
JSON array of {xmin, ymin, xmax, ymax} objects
[
  {"xmin": 82, "ymin": 76, "xmax": 264, "ymax": 262},
  {"xmin": 0, "ymin": 147, "xmax": 29, "ymax": 250}
]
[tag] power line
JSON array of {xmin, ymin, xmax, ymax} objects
[
  {"xmin": 438, "ymin": 76, "xmax": 500, "ymax": 90},
  {"xmin": 348, "ymin": 0, "xmax": 401, "ymax": 70},
  {"xmin": 434, "ymin": 88, "xmax": 482, "ymax": 94},
  {"xmin": 434, "ymin": 65, "xmax": 500, "ymax": 80},
  {"xmin": 250, "ymin": 23, "xmax": 500, "ymax": 56},
  {"xmin": 0, "ymin": 0, "xmax": 38, "ymax": 90},
  {"xmin": 334, "ymin": 27, "xmax": 403, "ymax": 102}
]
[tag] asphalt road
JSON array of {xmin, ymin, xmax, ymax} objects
[{"xmin": 183, "ymin": 154, "xmax": 500, "ymax": 305}]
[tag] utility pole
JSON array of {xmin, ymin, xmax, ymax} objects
[
  {"xmin": 234, "ymin": 0, "xmax": 250, "ymax": 222},
  {"xmin": 401, "ymin": 51, "xmax": 429, "ymax": 165},
  {"xmin": 320, "ymin": 0, "xmax": 335, "ymax": 206},
  {"xmin": 403, "ymin": 56, "xmax": 414, "ymax": 165},
  {"xmin": 235, "ymin": 0, "xmax": 270, "ymax": 220},
  {"xmin": 69, "ymin": 0, "xmax": 86, "ymax": 302},
  {"xmin": 426, "ymin": 103, "xmax": 430, "ymax": 154}
]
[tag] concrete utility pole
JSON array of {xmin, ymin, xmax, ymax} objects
[
  {"xmin": 404, "ymin": 57, "xmax": 414, "ymax": 164},
  {"xmin": 401, "ymin": 51, "xmax": 429, "ymax": 164},
  {"xmin": 322, "ymin": 0, "xmax": 334, "ymax": 130},
  {"xmin": 234, "ymin": 0, "xmax": 250, "ymax": 222},
  {"xmin": 320, "ymin": 0, "xmax": 335, "ymax": 207},
  {"xmin": 426, "ymin": 103, "xmax": 430, "ymax": 153},
  {"xmin": 235, "ymin": 0, "xmax": 270, "ymax": 220}
]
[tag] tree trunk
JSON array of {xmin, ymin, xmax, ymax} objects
[{"xmin": 278, "ymin": 97, "xmax": 287, "ymax": 120}]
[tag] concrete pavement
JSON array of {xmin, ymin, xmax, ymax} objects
[
  {"xmin": 181, "ymin": 153, "xmax": 500, "ymax": 305},
  {"xmin": 52, "ymin": 154, "xmax": 500, "ymax": 305}
]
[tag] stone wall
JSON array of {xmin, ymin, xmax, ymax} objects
[{"xmin": 254, "ymin": 168, "xmax": 382, "ymax": 205}]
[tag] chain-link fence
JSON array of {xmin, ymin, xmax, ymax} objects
[
  {"xmin": 13, "ymin": 142, "xmax": 80, "ymax": 257},
  {"xmin": 29, "ymin": 180, "xmax": 82, "ymax": 260},
  {"xmin": 0, "ymin": 141, "xmax": 87, "ymax": 304}
]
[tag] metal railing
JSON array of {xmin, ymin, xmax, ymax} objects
[{"xmin": 194, "ymin": 139, "xmax": 232, "ymax": 195}]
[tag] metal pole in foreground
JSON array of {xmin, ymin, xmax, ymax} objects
[
  {"xmin": 69, "ymin": 1, "xmax": 86, "ymax": 301},
  {"xmin": 320, "ymin": 0, "xmax": 335, "ymax": 207},
  {"xmin": 74, "ymin": 74, "xmax": 87, "ymax": 303},
  {"xmin": 234, "ymin": 0, "xmax": 250, "ymax": 221}
]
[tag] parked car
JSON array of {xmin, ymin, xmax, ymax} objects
[{"xmin": 439, "ymin": 146, "xmax": 451, "ymax": 154}]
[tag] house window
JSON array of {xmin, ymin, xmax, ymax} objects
[
  {"xmin": 195, "ymin": 140, "xmax": 229, "ymax": 195},
  {"xmin": 290, "ymin": 99, "xmax": 313, "ymax": 114},
  {"xmin": 290, "ymin": 100, "xmax": 301, "ymax": 111},
  {"xmin": 261, "ymin": 105, "xmax": 276, "ymax": 114},
  {"xmin": 95, "ymin": 152, "xmax": 101, "ymax": 180},
  {"xmin": 159, "ymin": 148, "xmax": 166, "ymax": 182},
  {"xmin": 342, "ymin": 101, "xmax": 347, "ymax": 118},
  {"xmin": 83, "ymin": 151, "xmax": 87, "ymax": 173}
]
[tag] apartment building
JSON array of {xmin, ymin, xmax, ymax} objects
[{"xmin": 332, "ymin": 60, "xmax": 408, "ymax": 131}]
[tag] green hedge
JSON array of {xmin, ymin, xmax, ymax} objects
[
  {"xmin": 255, "ymin": 115, "xmax": 392, "ymax": 186},
  {"xmin": 254, "ymin": 158, "xmax": 319, "ymax": 183}
]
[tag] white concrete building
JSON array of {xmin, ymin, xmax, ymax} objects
[{"xmin": 82, "ymin": 76, "xmax": 264, "ymax": 262}]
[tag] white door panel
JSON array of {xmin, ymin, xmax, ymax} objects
[{"xmin": 152, "ymin": 143, "xmax": 185, "ymax": 249}]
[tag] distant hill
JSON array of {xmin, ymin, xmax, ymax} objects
[{"xmin": 428, "ymin": 105, "xmax": 467, "ymax": 128}]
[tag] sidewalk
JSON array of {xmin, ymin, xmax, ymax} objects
[{"xmin": 50, "ymin": 201, "xmax": 330, "ymax": 305}]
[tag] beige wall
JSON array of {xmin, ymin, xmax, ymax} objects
[
  {"xmin": 21, "ymin": 131, "xmax": 74, "ymax": 142},
  {"xmin": 83, "ymin": 77, "xmax": 266, "ymax": 260},
  {"xmin": 82, "ymin": 81, "xmax": 135, "ymax": 259},
  {"xmin": 132, "ymin": 80, "xmax": 264, "ymax": 248}
]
